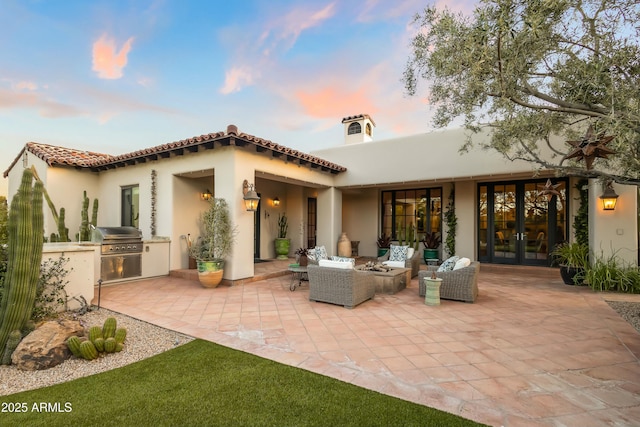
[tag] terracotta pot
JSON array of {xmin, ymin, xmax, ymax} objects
[
  {"xmin": 197, "ymin": 260, "xmax": 224, "ymax": 288},
  {"xmin": 337, "ymin": 232, "xmax": 351, "ymax": 257}
]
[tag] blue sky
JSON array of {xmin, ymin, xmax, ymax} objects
[{"xmin": 0, "ymin": 0, "xmax": 474, "ymax": 196}]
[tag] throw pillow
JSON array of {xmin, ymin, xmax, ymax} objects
[
  {"xmin": 453, "ymin": 257, "xmax": 471, "ymax": 270},
  {"xmin": 307, "ymin": 248, "xmax": 316, "ymax": 262},
  {"xmin": 331, "ymin": 256, "xmax": 356, "ymax": 268},
  {"xmin": 406, "ymin": 247, "xmax": 415, "ymax": 259},
  {"xmin": 389, "ymin": 245, "xmax": 409, "ymax": 262},
  {"xmin": 437, "ymin": 256, "xmax": 460, "ymax": 272},
  {"xmin": 314, "ymin": 246, "xmax": 328, "ymax": 261}
]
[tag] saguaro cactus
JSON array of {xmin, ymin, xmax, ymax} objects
[
  {"xmin": 0, "ymin": 168, "xmax": 44, "ymax": 363},
  {"xmin": 80, "ymin": 191, "xmax": 90, "ymax": 241}
]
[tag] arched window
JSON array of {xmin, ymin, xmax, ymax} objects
[
  {"xmin": 348, "ymin": 122, "xmax": 361, "ymax": 135},
  {"xmin": 365, "ymin": 123, "xmax": 372, "ymax": 136}
]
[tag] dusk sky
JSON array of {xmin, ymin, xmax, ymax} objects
[{"xmin": 0, "ymin": 0, "xmax": 474, "ymax": 196}]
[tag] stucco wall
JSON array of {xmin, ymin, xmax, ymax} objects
[{"xmin": 342, "ymin": 188, "xmax": 379, "ymax": 257}]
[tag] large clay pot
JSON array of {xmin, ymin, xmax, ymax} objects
[
  {"xmin": 197, "ymin": 260, "xmax": 224, "ymax": 288},
  {"xmin": 337, "ymin": 232, "xmax": 351, "ymax": 257},
  {"xmin": 275, "ymin": 238, "xmax": 290, "ymax": 260}
]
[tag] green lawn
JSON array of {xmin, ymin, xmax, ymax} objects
[{"xmin": 1, "ymin": 340, "xmax": 487, "ymax": 427}]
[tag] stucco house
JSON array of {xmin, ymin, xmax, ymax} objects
[{"xmin": 3, "ymin": 115, "xmax": 638, "ymax": 293}]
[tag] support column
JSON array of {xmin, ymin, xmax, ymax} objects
[
  {"xmin": 317, "ymin": 187, "xmax": 342, "ymax": 256},
  {"xmin": 588, "ymin": 179, "xmax": 638, "ymax": 266},
  {"xmin": 213, "ymin": 151, "xmax": 256, "ymax": 281}
]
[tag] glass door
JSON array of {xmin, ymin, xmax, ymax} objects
[{"xmin": 479, "ymin": 179, "xmax": 567, "ymax": 266}]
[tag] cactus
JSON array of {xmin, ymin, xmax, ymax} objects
[
  {"xmin": 115, "ymin": 342, "xmax": 124, "ymax": 352},
  {"xmin": 79, "ymin": 340, "xmax": 98, "ymax": 360},
  {"xmin": 102, "ymin": 317, "xmax": 117, "ymax": 338},
  {"xmin": 93, "ymin": 337, "xmax": 105, "ymax": 352},
  {"xmin": 21, "ymin": 319, "xmax": 36, "ymax": 337},
  {"xmin": 114, "ymin": 327, "xmax": 127, "ymax": 344},
  {"xmin": 1, "ymin": 330, "xmax": 23, "ymax": 365},
  {"xmin": 0, "ymin": 169, "xmax": 44, "ymax": 364},
  {"xmin": 56, "ymin": 207, "xmax": 70, "ymax": 242},
  {"xmin": 104, "ymin": 337, "xmax": 117, "ymax": 353},
  {"xmin": 91, "ymin": 198, "xmax": 99, "ymax": 228},
  {"xmin": 66, "ymin": 336, "xmax": 82, "ymax": 357},
  {"xmin": 88, "ymin": 325, "xmax": 103, "ymax": 342},
  {"xmin": 79, "ymin": 191, "xmax": 90, "ymax": 241}
]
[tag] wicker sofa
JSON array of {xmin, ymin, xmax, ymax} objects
[
  {"xmin": 418, "ymin": 262, "xmax": 480, "ymax": 303},
  {"xmin": 307, "ymin": 264, "xmax": 376, "ymax": 309},
  {"xmin": 377, "ymin": 247, "xmax": 421, "ymax": 278}
]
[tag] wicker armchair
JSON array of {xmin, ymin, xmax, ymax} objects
[
  {"xmin": 377, "ymin": 248, "xmax": 421, "ymax": 278},
  {"xmin": 418, "ymin": 262, "xmax": 480, "ymax": 303},
  {"xmin": 307, "ymin": 265, "xmax": 375, "ymax": 309}
]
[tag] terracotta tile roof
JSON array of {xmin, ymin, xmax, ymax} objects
[
  {"xmin": 341, "ymin": 114, "xmax": 376, "ymax": 126},
  {"xmin": 3, "ymin": 125, "xmax": 346, "ymax": 177}
]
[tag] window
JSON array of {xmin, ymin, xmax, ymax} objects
[
  {"xmin": 381, "ymin": 188, "xmax": 442, "ymax": 240},
  {"xmin": 122, "ymin": 185, "xmax": 139, "ymax": 227},
  {"xmin": 365, "ymin": 123, "xmax": 372, "ymax": 136},
  {"xmin": 347, "ymin": 122, "xmax": 361, "ymax": 135}
]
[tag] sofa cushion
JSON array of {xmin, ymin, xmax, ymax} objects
[
  {"xmin": 383, "ymin": 260, "xmax": 405, "ymax": 268},
  {"xmin": 437, "ymin": 256, "xmax": 460, "ymax": 272},
  {"xmin": 453, "ymin": 257, "xmax": 471, "ymax": 270},
  {"xmin": 331, "ymin": 256, "xmax": 356, "ymax": 268},
  {"xmin": 389, "ymin": 245, "xmax": 409, "ymax": 262},
  {"xmin": 319, "ymin": 259, "xmax": 353, "ymax": 269},
  {"xmin": 406, "ymin": 247, "xmax": 415, "ymax": 259}
]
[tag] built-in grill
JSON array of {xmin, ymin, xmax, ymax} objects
[{"xmin": 92, "ymin": 226, "xmax": 143, "ymax": 281}]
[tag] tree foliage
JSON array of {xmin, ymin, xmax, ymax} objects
[{"xmin": 404, "ymin": 0, "xmax": 640, "ymax": 185}]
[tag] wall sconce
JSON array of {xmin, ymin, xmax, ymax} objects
[
  {"xmin": 600, "ymin": 181, "xmax": 619, "ymax": 211},
  {"xmin": 200, "ymin": 189, "xmax": 212, "ymax": 201},
  {"xmin": 242, "ymin": 179, "xmax": 260, "ymax": 212},
  {"xmin": 273, "ymin": 197, "xmax": 280, "ymax": 207}
]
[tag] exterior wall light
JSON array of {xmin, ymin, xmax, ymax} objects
[
  {"xmin": 242, "ymin": 180, "xmax": 260, "ymax": 212},
  {"xmin": 599, "ymin": 181, "xmax": 618, "ymax": 211},
  {"xmin": 273, "ymin": 197, "xmax": 280, "ymax": 207},
  {"xmin": 200, "ymin": 189, "xmax": 212, "ymax": 201}
]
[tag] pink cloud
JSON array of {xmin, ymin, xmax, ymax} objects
[
  {"xmin": 295, "ymin": 85, "xmax": 377, "ymax": 119},
  {"xmin": 220, "ymin": 66, "xmax": 258, "ymax": 94},
  {"xmin": 92, "ymin": 34, "xmax": 135, "ymax": 79}
]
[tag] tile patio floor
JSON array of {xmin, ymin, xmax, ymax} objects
[{"xmin": 93, "ymin": 261, "xmax": 640, "ymax": 427}]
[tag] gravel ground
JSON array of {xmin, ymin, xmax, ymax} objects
[
  {"xmin": 0, "ymin": 308, "xmax": 193, "ymax": 397},
  {"xmin": 607, "ymin": 300, "xmax": 640, "ymax": 334},
  {"xmin": 1, "ymin": 302, "xmax": 638, "ymax": 398}
]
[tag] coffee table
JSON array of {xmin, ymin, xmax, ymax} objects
[{"xmin": 355, "ymin": 266, "xmax": 410, "ymax": 294}]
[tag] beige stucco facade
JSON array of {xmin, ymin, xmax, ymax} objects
[{"xmin": 4, "ymin": 118, "xmax": 638, "ymax": 304}]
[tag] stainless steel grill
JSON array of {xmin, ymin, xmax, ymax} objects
[{"xmin": 92, "ymin": 226, "xmax": 143, "ymax": 281}]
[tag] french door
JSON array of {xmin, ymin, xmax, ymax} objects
[{"xmin": 478, "ymin": 180, "xmax": 568, "ymax": 266}]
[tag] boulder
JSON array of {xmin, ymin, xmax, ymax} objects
[{"xmin": 11, "ymin": 319, "xmax": 84, "ymax": 370}]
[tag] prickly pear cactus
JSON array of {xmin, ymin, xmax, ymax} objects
[{"xmin": 102, "ymin": 317, "xmax": 117, "ymax": 339}]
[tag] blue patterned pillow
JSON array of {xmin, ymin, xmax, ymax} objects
[
  {"xmin": 314, "ymin": 246, "xmax": 328, "ymax": 261},
  {"xmin": 389, "ymin": 245, "xmax": 409, "ymax": 262},
  {"xmin": 437, "ymin": 256, "xmax": 460, "ymax": 272}
]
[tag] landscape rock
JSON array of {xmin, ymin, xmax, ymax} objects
[{"xmin": 11, "ymin": 319, "xmax": 84, "ymax": 371}]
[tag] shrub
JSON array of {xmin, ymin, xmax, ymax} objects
[
  {"xmin": 584, "ymin": 252, "xmax": 640, "ymax": 294},
  {"xmin": 31, "ymin": 256, "xmax": 72, "ymax": 321}
]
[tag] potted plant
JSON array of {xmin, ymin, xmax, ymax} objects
[
  {"xmin": 190, "ymin": 198, "xmax": 236, "ymax": 288},
  {"xmin": 422, "ymin": 231, "xmax": 441, "ymax": 262},
  {"xmin": 295, "ymin": 247, "xmax": 309, "ymax": 266},
  {"xmin": 376, "ymin": 233, "xmax": 391, "ymax": 257},
  {"xmin": 552, "ymin": 242, "xmax": 589, "ymax": 285},
  {"xmin": 274, "ymin": 213, "xmax": 290, "ymax": 260}
]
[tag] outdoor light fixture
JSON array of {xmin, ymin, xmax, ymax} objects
[
  {"xmin": 599, "ymin": 181, "xmax": 619, "ymax": 211},
  {"xmin": 242, "ymin": 179, "xmax": 260, "ymax": 212},
  {"xmin": 273, "ymin": 197, "xmax": 280, "ymax": 207},
  {"xmin": 200, "ymin": 189, "xmax": 212, "ymax": 201}
]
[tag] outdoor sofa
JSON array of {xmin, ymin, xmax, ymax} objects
[
  {"xmin": 377, "ymin": 245, "xmax": 421, "ymax": 278},
  {"xmin": 307, "ymin": 263, "xmax": 375, "ymax": 309},
  {"xmin": 418, "ymin": 261, "xmax": 480, "ymax": 303}
]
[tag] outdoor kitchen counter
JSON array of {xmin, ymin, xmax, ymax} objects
[{"xmin": 141, "ymin": 238, "xmax": 171, "ymax": 278}]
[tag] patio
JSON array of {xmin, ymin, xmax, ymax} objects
[{"xmin": 93, "ymin": 262, "xmax": 640, "ymax": 427}]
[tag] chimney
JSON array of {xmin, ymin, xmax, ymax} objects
[{"xmin": 341, "ymin": 114, "xmax": 375, "ymax": 144}]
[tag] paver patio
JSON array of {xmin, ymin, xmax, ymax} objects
[{"xmin": 93, "ymin": 262, "xmax": 640, "ymax": 427}]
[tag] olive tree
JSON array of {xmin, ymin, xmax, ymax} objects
[{"xmin": 404, "ymin": 0, "xmax": 640, "ymax": 185}]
